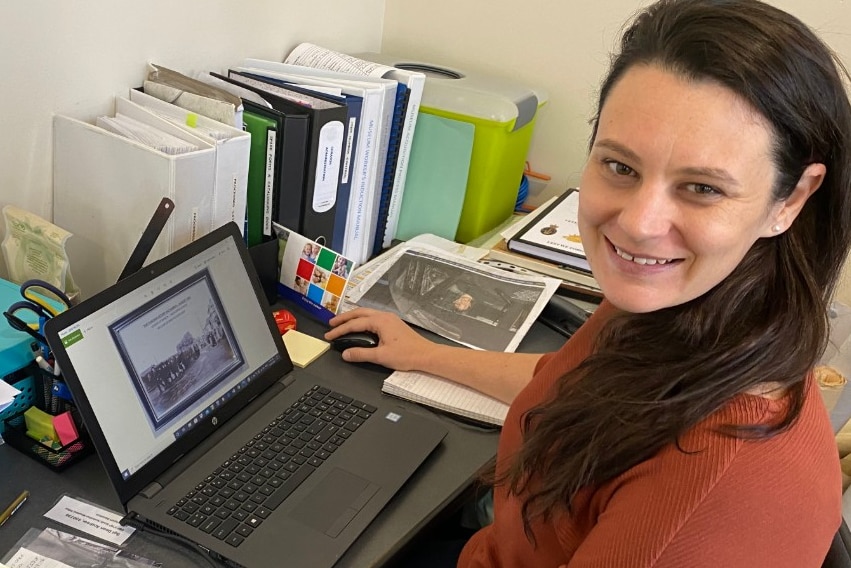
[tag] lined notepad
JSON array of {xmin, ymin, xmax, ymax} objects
[{"xmin": 382, "ymin": 371, "xmax": 508, "ymax": 426}]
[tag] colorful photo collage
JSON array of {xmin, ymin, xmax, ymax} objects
[{"xmin": 275, "ymin": 224, "xmax": 355, "ymax": 323}]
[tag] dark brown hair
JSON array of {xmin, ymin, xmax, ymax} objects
[{"xmin": 504, "ymin": 0, "xmax": 851, "ymax": 539}]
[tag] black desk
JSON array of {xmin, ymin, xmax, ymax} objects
[{"xmin": 0, "ymin": 305, "xmax": 565, "ymax": 567}]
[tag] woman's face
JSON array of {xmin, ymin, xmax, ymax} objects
[{"xmin": 579, "ymin": 65, "xmax": 783, "ymax": 313}]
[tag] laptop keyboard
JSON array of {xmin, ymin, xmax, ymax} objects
[{"xmin": 166, "ymin": 385, "xmax": 376, "ymax": 547}]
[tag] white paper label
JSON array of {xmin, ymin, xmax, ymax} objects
[
  {"xmin": 43, "ymin": 496, "xmax": 135, "ymax": 546},
  {"xmin": 312, "ymin": 121, "xmax": 344, "ymax": 212},
  {"xmin": 6, "ymin": 547, "xmax": 73, "ymax": 568}
]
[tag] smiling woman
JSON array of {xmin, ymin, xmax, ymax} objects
[
  {"xmin": 487, "ymin": 0, "xmax": 851, "ymax": 564},
  {"xmin": 326, "ymin": 0, "xmax": 851, "ymax": 566},
  {"xmin": 578, "ymin": 66, "xmax": 819, "ymax": 313}
]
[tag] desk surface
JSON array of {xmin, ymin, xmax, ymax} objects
[{"xmin": 0, "ymin": 302, "xmax": 565, "ymax": 567}]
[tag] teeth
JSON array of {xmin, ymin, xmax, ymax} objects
[{"xmin": 614, "ymin": 246, "xmax": 672, "ymax": 265}]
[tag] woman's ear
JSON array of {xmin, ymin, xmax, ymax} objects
[{"xmin": 763, "ymin": 162, "xmax": 825, "ymax": 236}]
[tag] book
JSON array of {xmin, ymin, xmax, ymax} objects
[
  {"xmin": 53, "ymin": 113, "xmax": 217, "ymax": 298},
  {"xmin": 242, "ymin": 108, "xmax": 279, "ymax": 246},
  {"xmin": 484, "ymin": 239, "xmax": 602, "ymax": 299},
  {"xmin": 214, "ymin": 71, "xmax": 347, "ymax": 247},
  {"xmin": 236, "ymin": 59, "xmax": 397, "ymax": 263},
  {"xmin": 283, "ymin": 44, "xmax": 423, "ymax": 254},
  {"xmin": 274, "ymin": 222, "xmax": 357, "ymax": 324},
  {"xmin": 144, "ymin": 64, "xmax": 243, "ymax": 129},
  {"xmin": 507, "ymin": 189, "xmax": 590, "ymax": 273},
  {"xmin": 371, "ymin": 82, "xmax": 410, "ymax": 256},
  {"xmin": 238, "ymin": 71, "xmax": 362, "ymax": 254},
  {"xmin": 127, "ymin": 89, "xmax": 251, "ymax": 236},
  {"xmin": 381, "ymin": 371, "xmax": 507, "ymax": 427},
  {"xmin": 348, "ymin": 51, "xmax": 427, "ymax": 249}
]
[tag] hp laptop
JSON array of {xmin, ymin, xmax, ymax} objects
[{"xmin": 44, "ymin": 222, "xmax": 447, "ymax": 567}]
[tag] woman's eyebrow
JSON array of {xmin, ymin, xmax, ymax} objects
[
  {"xmin": 595, "ymin": 138, "xmax": 739, "ymax": 187},
  {"xmin": 594, "ymin": 139, "xmax": 642, "ymax": 164}
]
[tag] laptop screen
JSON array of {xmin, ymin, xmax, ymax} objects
[{"xmin": 50, "ymin": 228, "xmax": 283, "ymax": 481}]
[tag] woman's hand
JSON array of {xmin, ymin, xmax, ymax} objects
[{"xmin": 325, "ymin": 308, "xmax": 436, "ymax": 371}]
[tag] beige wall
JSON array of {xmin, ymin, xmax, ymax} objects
[
  {"xmin": 0, "ymin": 0, "xmax": 385, "ymax": 226},
  {"xmin": 381, "ymin": 0, "xmax": 851, "ymax": 303}
]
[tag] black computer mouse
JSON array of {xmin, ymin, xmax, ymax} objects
[{"xmin": 330, "ymin": 331, "xmax": 380, "ymax": 352}]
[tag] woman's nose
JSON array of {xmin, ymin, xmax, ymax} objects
[{"xmin": 616, "ymin": 183, "xmax": 675, "ymax": 240}]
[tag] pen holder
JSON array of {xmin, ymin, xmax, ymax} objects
[{"xmin": 2, "ymin": 367, "xmax": 92, "ymax": 472}]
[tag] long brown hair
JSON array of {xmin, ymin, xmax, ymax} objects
[{"xmin": 504, "ymin": 0, "xmax": 851, "ymax": 539}]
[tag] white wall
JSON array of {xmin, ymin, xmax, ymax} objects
[
  {"xmin": 3, "ymin": 0, "xmax": 850, "ymax": 301},
  {"xmin": 381, "ymin": 0, "xmax": 851, "ymax": 303},
  {"xmin": 0, "ymin": 0, "xmax": 385, "ymax": 220}
]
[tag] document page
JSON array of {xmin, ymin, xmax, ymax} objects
[{"xmin": 347, "ymin": 242, "xmax": 559, "ymax": 352}]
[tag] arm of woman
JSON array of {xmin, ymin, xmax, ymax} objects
[{"xmin": 325, "ymin": 307, "xmax": 543, "ymax": 404}]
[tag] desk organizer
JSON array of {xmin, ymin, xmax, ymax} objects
[{"xmin": 2, "ymin": 368, "xmax": 92, "ymax": 472}]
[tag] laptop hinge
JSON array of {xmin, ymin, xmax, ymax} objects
[{"xmin": 139, "ymin": 482, "xmax": 163, "ymax": 499}]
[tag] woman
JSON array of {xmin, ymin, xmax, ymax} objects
[{"xmin": 326, "ymin": 0, "xmax": 851, "ymax": 565}]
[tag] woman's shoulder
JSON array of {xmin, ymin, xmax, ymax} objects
[{"xmin": 576, "ymin": 381, "xmax": 840, "ymax": 566}]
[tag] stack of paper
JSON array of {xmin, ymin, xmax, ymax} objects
[{"xmin": 0, "ymin": 380, "xmax": 21, "ymax": 414}]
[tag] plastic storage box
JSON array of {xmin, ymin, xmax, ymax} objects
[
  {"xmin": 420, "ymin": 69, "xmax": 546, "ymax": 242},
  {"xmin": 367, "ymin": 55, "xmax": 547, "ymax": 243}
]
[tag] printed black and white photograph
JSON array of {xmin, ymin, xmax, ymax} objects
[
  {"xmin": 357, "ymin": 250, "xmax": 548, "ymax": 351},
  {"xmin": 109, "ymin": 269, "xmax": 245, "ymax": 432}
]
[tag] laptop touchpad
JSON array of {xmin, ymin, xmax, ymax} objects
[{"xmin": 289, "ymin": 467, "xmax": 380, "ymax": 537}]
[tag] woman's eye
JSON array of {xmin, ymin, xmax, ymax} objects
[
  {"xmin": 685, "ymin": 183, "xmax": 721, "ymax": 196},
  {"xmin": 604, "ymin": 160, "xmax": 635, "ymax": 176}
]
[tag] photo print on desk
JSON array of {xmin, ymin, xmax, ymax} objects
[
  {"xmin": 275, "ymin": 222, "xmax": 356, "ymax": 323},
  {"xmin": 349, "ymin": 246, "xmax": 556, "ymax": 352}
]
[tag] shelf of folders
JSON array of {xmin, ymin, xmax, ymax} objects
[{"xmin": 1, "ymin": 364, "xmax": 92, "ymax": 472}]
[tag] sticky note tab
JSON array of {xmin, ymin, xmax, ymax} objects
[
  {"xmin": 53, "ymin": 410, "xmax": 79, "ymax": 446},
  {"xmin": 185, "ymin": 113, "xmax": 198, "ymax": 128},
  {"xmin": 282, "ymin": 330, "xmax": 330, "ymax": 368}
]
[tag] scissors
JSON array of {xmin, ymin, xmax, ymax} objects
[
  {"xmin": 3, "ymin": 301, "xmax": 50, "ymax": 347},
  {"xmin": 19, "ymin": 279, "xmax": 73, "ymax": 317}
]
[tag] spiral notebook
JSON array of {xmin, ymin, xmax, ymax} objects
[{"xmin": 382, "ymin": 371, "xmax": 508, "ymax": 427}]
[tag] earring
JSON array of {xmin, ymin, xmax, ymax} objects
[{"xmin": 772, "ymin": 224, "xmax": 781, "ymax": 233}]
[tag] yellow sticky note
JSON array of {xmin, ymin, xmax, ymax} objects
[
  {"xmin": 24, "ymin": 406, "xmax": 57, "ymax": 442},
  {"xmin": 282, "ymin": 330, "xmax": 330, "ymax": 368}
]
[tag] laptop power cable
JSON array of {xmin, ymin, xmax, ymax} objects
[{"xmin": 120, "ymin": 511, "xmax": 228, "ymax": 568}]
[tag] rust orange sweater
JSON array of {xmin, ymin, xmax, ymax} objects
[{"xmin": 459, "ymin": 302, "xmax": 841, "ymax": 567}]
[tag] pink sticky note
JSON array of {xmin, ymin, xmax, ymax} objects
[{"xmin": 52, "ymin": 411, "xmax": 79, "ymax": 446}]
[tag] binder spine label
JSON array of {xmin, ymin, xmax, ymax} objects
[
  {"xmin": 351, "ymin": 119, "xmax": 374, "ymax": 244},
  {"xmin": 263, "ymin": 130, "xmax": 277, "ymax": 236},
  {"xmin": 313, "ymin": 121, "xmax": 344, "ymax": 213},
  {"xmin": 230, "ymin": 175, "xmax": 238, "ymax": 223},
  {"xmin": 191, "ymin": 208, "xmax": 199, "ymax": 242},
  {"xmin": 341, "ymin": 117, "xmax": 356, "ymax": 184}
]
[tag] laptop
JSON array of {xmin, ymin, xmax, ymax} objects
[{"xmin": 44, "ymin": 222, "xmax": 448, "ymax": 567}]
